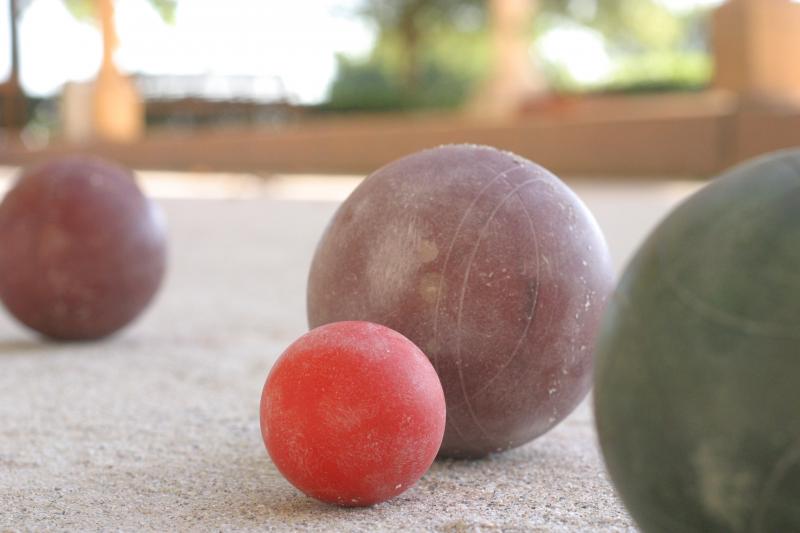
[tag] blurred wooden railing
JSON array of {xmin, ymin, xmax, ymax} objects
[{"xmin": 1, "ymin": 90, "xmax": 799, "ymax": 178}]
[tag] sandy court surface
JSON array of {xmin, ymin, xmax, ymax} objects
[{"xmin": 0, "ymin": 168, "xmax": 702, "ymax": 531}]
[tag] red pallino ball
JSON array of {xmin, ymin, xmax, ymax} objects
[
  {"xmin": 307, "ymin": 145, "xmax": 613, "ymax": 458},
  {"xmin": 260, "ymin": 321, "xmax": 446, "ymax": 506},
  {"xmin": 0, "ymin": 156, "xmax": 167, "ymax": 340}
]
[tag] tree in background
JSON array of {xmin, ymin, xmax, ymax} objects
[
  {"xmin": 63, "ymin": 0, "xmax": 175, "ymax": 21},
  {"xmin": 325, "ymin": 0, "xmax": 488, "ymax": 112},
  {"xmin": 354, "ymin": 0, "xmax": 484, "ymax": 91},
  {"xmin": 62, "ymin": 0, "xmax": 176, "ymax": 140},
  {"xmin": 468, "ymin": 0, "xmax": 547, "ymax": 119},
  {"xmin": 1, "ymin": 0, "xmax": 175, "ymax": 136},
  {"xmin": 326, "ymin": 0, "xmax": 715, "ymax": 113},
  {"xmin": 1, "ymin": 0, "xmax": 32, "ymax": 129},
  {"xmin": 537, "ymin": 0, "xmax": 712, "ymax": 92}
]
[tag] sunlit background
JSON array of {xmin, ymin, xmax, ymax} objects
[
  {"xmin": 2, "ymin": 0, "xmax": 728, "ymax": 105},
  {"xmin": 0, "ymin": 0, "xmax": 373, "ymax": 102},
  {"xmin": 1, "ymin": 0, "xmax": 799, "ymax": 178}
]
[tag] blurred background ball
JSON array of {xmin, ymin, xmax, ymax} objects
[
  {"xmin": 308, "ymin": 144, "xmax": 613, "ymax": 457},
  {"xmin": 595, "ymin": 149, "xmax": 800, "ymax": 533},
  {"xmin": 0, "ymin": 155, "xmax": 167, "ymax": 340}
]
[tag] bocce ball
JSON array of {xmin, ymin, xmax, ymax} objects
[
  {"xmin": 594, "ymin": 149, "xmax": 800, "ymax": 533},
  {"xmin": 0, "ymin": 155, "xmax": 167, "ymax": 340},
  {"xmin": 307, "ymin": 144, "xmax": 613, "ymax": 458},
  {"xmin": 260, "ymin": 321, "xmax": 446, "ymax": 506}
]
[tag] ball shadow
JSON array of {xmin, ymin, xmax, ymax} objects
[
  {"xmin": 0, "ymin": 334, "xmax": 117, "ymax": 355},
  {"xmin": 180, "ymin": 448, "xmax": 418, "ymax": 528},
  {"xmin": 0, "ymin": 327, "xmax": 138, "ymax": 355},
  {"xmin": 0, "ymin": 337, "xmax": 52, "ymax": 354}
]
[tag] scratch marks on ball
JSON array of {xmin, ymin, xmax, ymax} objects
[
  {"xmin": 431, "ymin": 162, "xmax": 523, "ymax": 367},
  {"xmin": 662, "ymin": 270, "xmax": 800, "ymax": 339},
  {"xmin": 453, "ymin": 178, "xmax": 545, "ymax": 439},
  {"xmin": 460, "ymin": 184, "xmax": 542, "ymax": 404},
  {"xmin": 428, "ymin": 162, "xmax": 525, "ymax": 442}
]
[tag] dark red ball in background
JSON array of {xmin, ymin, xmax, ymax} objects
[
  {"xmin": 0, "ymin": 155, "xmax": 167, "ymax": 340},
  {"xmin": 260, "ymin": 321, "xmax": 446, "ymax": 506},
  {"xmin": 307, "ymin": 144, "xmax": 613, "ymax": 458}
]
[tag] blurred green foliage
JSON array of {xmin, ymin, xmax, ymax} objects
[
  {"xmin": 326, "ymin": 0, "xmax": 715, "ymax": 112},
  {"xmin": 323, "ymin": 0, "xmax": 488, "ymax": 112},
  {"xmin": 537, "ymin": 0, "xmax": 712, "ymax": 92},
  {"xmin": 325, "ymin": 55, "xmax": 478, "ymax": 112}
]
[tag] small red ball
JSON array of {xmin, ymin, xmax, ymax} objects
[
  {"xmin": 260, "ymin": 321, "xmax": 446, "ymax": 506},
  {"xmin": 0, "ymin": 155, "xmax": 167, "ymax": 340}
]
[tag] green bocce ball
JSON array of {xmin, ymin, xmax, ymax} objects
[{"xmin": 595, "ymin": 149, "xmax": 800, "ymax": 533}]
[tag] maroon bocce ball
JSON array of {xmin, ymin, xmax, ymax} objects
[
  {"xmin": 307, "ymin": 144, "xmax": 613, "ymax": 458},
  {"xmin": 0, "ymin": 155, "xmax": 167, "ymax": 340}
]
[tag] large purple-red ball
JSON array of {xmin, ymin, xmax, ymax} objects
[{"xmin": 307, "ymin": 144, "xmax": 613, "ymax": 458}]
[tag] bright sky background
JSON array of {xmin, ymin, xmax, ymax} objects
[
  {"xmin": 0, "ymin": 0, "xmax": 778, "ymax": 103},
  {"xmin": 0, "ymin": 0, "xmax": 374, "ymax": 102},
  {"xmin": 537, "ymin": 0, "xmax": 726, "ymax": 85}
]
